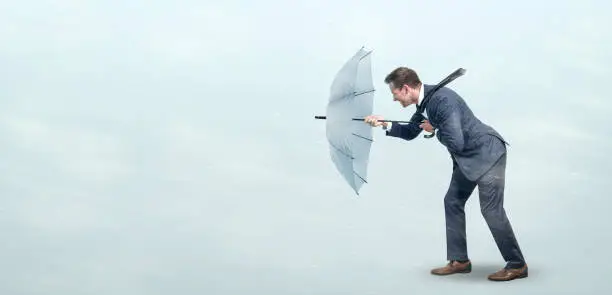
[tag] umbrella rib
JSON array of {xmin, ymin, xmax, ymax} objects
[
  {"xmin": 354, "ymin": 89, "xmax": 375, "ymax": 96},
  {"xmin": 351, "ymin": 133, "xmax": 373, "ymax": 142},
  {"xmin": 329, "ymin": 142, "xmax": 354, "ymax": 160},
  {"xmin": 359, "ymin": 50, "xmax": 372, "ymax": 60},
  {"xmin": 353, "ymin": 171, "xmax": 367, "ymax": 183}
]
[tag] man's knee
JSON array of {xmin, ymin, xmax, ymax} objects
[
  {"xmin": 444, "ymin": 193, "xmax": 465, "ymax": 212},
  {"xmin": 481, "ymin": 205, "xmax": 499, "ymax": 218},
  {"xmin": 480, "ymin": 205, "xmax": 508, "ymax": 228}
]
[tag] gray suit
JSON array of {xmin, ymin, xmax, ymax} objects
[{"xmin": 386, "ymin": 84, "xmax": 526, "ymax": 269}]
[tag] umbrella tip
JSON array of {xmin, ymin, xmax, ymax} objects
[{"xmin": 362, "ymin": 45, "xmax": 372, "ymax": 51}]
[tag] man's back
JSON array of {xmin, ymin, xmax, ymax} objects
[{"xmin": 424, "ymin": 85, "xmax": 508, "ymax": 181}]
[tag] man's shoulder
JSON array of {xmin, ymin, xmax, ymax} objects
[
  {"xmin": 426, "ymin": 88, "xmax": 461, "ymax": 110},
  {"xmin": 434, "ymin": 86, "xmax": 462, "ymax": 100},
  {"xmin": 422, "ymin": 88, "xmax": 466, "ymax": 125}
]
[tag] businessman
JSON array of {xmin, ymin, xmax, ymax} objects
[{"xmin": 365, "ymin": 67, "xmax": 527, "ymax": 281}]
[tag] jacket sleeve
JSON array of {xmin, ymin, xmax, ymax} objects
[
  {"xmin": 432, "ymin": 96, "xmax": 465, "ymax": 153},
  {"xmin": 385, "ymin": 112, "xmax": 425, "ymax": 141}
]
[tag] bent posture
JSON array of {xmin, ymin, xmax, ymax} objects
[{"xmin": 365, "ymin": 67, "xmax": 527, "ymax": 281}]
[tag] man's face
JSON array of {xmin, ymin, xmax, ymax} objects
[{"xmin": 389, "ymin": 83, "xmax": 415, "ymax": 108}]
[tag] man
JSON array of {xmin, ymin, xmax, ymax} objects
[{"xmin": 364, "ymin": 67, "xmax": 527, "ymax": 281}]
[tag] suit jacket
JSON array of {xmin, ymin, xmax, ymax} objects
[{"xmin": 385, "ymin": 84, "xmax": 508, "ymax": 181}]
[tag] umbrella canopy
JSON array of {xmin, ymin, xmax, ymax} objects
[{"xmin": 318, "ymin": 47, "xmax": 376, "ymax": 195}]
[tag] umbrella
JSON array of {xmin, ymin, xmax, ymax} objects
[
  {"xmin": 315, "ymin": 47, "xmax": 466, "ymax": 195},
  {"xmin": 313, "ymin": 47, "xmax": 381, "ymax": 195}
]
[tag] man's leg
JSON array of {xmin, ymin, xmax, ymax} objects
[
  {"xmin": 444, "ymin": 161, "xmax": 477, "ymax": 262},
  {"xmin": 431, "ymin": 162, "xmax": 477, "ymax": 275},
  {"xmin": 477, "ymin": 153, "xmax": 527, "ymax": 280}
]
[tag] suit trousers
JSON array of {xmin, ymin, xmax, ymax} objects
[{"xmin": 443, "ymin": 151, "xmax": 526, "ymax": 269}]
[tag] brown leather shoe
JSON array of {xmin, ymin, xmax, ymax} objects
[
  {"xmin": 431, "ymin": 260, "xmax": 472, "ymax": 275},
  {"xmin": 487, "ymin": 264, "xmax": 528, "ymax": 281}
]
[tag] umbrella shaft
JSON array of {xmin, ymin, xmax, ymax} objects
[
  {"xmin": 351, "ymin": 118, "xmax": 413, "ymax": 123},
  {"xmin": 314, "ymin": 116, "xmax": 413, "ymax": 124}
]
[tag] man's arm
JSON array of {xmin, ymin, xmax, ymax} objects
[
  {"xmin": 431, "ymin": 96, "xmax": 465, "ymax": 153},
  {"xmin": 384, "ymin": 112, "xmax": 425, "ymax": 141}
]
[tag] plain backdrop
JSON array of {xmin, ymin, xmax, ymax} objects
[{"xmin": 1, "ymin": 0, "xmax": 611, "ymax": 294}]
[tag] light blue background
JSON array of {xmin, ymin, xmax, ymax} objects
[{"xmin": 1, "ymin": 0, "xmax": 610, "ymax": 294}]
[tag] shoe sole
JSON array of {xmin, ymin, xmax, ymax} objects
[{"xmin": 431, "ymin": 269, "xmax": 472, "ymax": 276}]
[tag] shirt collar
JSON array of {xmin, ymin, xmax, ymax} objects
[{"xmin": 416, "ymin": 83, "xmax": 424, "ymax": 107}]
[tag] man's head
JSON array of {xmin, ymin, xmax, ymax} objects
[{"xmin": 384, "ymin": 67, "xmax": 422, "ymax": 107}]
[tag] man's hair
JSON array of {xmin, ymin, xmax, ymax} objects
[{"xmin": 384, "ymin": 67, "xmax": 421, "ymax": 89}]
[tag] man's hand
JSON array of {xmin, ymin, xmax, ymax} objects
[
  {"xmin": 419, "ymin": 119, "xmax": 434, "ymax": 132},
  {"xmin": 364, "ymin": 115, "xmax": 388, "ymax": 128}
]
